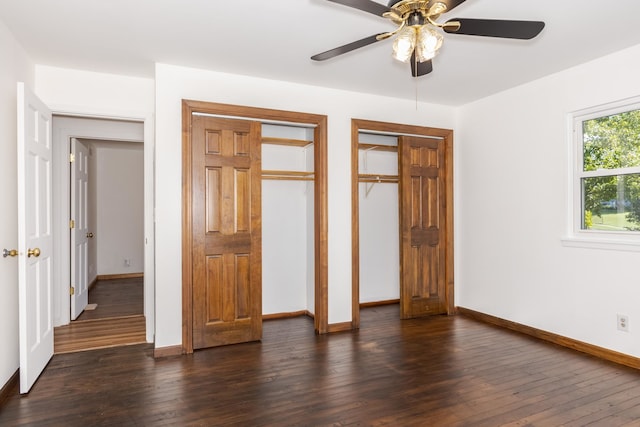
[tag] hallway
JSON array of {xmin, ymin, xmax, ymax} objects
[{"xmin": 54, "ymin": 277, "xmax": 145, "ymax": 354}]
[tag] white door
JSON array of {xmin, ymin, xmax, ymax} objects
[
  {"xmin": 70, "ymin": 138, "xmax": 89, "ymax": 319},
  {"xmin": 17, "ymin": 82, "xmax": 54, "ymax": 394}
]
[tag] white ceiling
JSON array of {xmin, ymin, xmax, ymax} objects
[{"xmin": 3, "ymin": 0, "xmax": 640, "ymax": 106}]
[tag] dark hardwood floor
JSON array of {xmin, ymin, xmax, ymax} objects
[
  {"xmin": 3, "ymin": 305, "xmax": 640, "ymax": 426},
  {"xmin": 76, "ymin": 277, "xmax": 143, "ymax": 321},
  {"xmin": 54, "ymin": 277, "xmax": 145, "ymax": 354}
]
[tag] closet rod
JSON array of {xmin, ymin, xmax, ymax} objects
[
  {"xmin": 262, "ymin": 169, "xmax": 315, "ymax": 181},
  {"xmin": 263, "ymin": 169, "xmax": 314, "ymax": 176},
  {"xmin": 262, "ymin": 176, "xmax": 314, "ymax": 182},
  {"xmin": 358, "ymin": 174, "xmax": 398, "ymax": 183}
]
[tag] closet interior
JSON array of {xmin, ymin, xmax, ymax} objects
[
  {"xmin": 261, "ymin": 123, "xmax": 316, "ymax": 317},
  {"xmin": 353, "ymin": 118, "xmax": 454, "ymax": 326},
  {"xmin": 357, "ymin": 131, "xmax": 400, "ymax": 305}
]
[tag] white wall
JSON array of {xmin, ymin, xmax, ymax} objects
[
  {"xmin": 457, "ymin": 43, "xmax": 640, "ymax": 357},
  {"xmin": 359, "ymin": 182, "xmax": 400, "ymax": 303},
  {"xmin": 155, "ymin": 63, "xmax": 456, "ymax": 348},
  {"xmin": 94, "ymin": 142, "xmax": 144, "ymax": 275},
  {"xmin": 262, "ymin": 180, "xmax": 310, "ymax": 314},
  {"xmin": 35, "ymin": 65, "xmax": 155, "ymax": 118},
  {"xmin": 0, "ymin": 18, "xmax": 33, "ymax": 392}
]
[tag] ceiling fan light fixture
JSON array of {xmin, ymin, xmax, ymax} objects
[
  {"xmin": 391, "ymin": 26, "xmax": 416, "ymax": 62},
  {"xmin": 312, "ymin": 0, "xmax": 546, "ymax": 78},
  {"xmin": 416, "ymin": 25, "xmax": 443, "ymax": 62}
]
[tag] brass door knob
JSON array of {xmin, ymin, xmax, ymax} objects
[
  {"xmin": 87, "ymin": 232, "xmax": 94, "ymax": 238},
  {"xmin": 27, "ymin": 248, "xmax": 41, "ymax": 258},
  {"xmin": 2, "ymin": 249, "xmax": 18, "ymax": 258}
]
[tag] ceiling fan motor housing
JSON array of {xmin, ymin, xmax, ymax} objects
[{"xmin": 407, "ymin": 12, "xmax": 425, "ymax": 26}]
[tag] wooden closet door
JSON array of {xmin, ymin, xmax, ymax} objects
[
  {"xmin": 399, "ymin": 135, "xmax": 447, "ymax": 319},
  {"xmin": 191, "ymin": 115, "xmax": 262, "ymax": 349}
]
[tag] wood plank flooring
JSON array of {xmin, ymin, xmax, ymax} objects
[
  {"xmin": 54, "ymin": 315, "xmax": 146, "ymax": 354},
  {"xmin": 76, "ymin": 277, "xmax": 143, "ymax": 321},
  {"xmin": 54, "ymin": 277, "xmax": 145, "ymax": 354},
  {"xmin": 3, "ymin": 305, "xmax": 639, "ymax": 426}
]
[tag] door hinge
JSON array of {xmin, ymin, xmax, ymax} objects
[
  {"xmin": 70, "ymin": 286, "xmax": 75, "ymax": 296},
  {"xmin": 69, "ymin": 219, "xmax": 75, "ymax": 229},
  {"xmin": 69, "ymin": 153, "xmax": 75, "ymax": 163}
]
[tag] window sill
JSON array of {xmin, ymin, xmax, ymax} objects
[{"xmin": 561, "ymin": 235, "xmax": 640, "ymax": 252}]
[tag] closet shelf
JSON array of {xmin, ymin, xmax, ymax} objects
[
  {"xmin": 358, "ymin": 174, "xmax": 398, "ymax": 183},
  {"xmin": 262, "ymin": 169, "xmax": 315, "ymax": 181},
  {"xmin": 262, "ymin": 137, "xmax": 313, "ymax": 147},
  {"xmin": 358, "ymin": 143, "xmax": 398, "ymax": 152}
]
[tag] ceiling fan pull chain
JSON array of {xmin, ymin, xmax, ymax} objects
[{"xmin": 415, "ymin": 58, "xmax": 419, "ymax": 110}]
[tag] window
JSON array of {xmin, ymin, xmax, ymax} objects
[{"xmin": 568, "ymin": 97, "xmax": 640, "ymax": 248}]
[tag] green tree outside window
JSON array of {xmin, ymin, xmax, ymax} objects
[{"xmin": 582, "ymin": 109, "xmax": 640, "ymax": 231}]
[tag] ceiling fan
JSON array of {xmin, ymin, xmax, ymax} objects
[{"xmin": 311, "ymin": 0, "xmax": 545, "ymax": 77}]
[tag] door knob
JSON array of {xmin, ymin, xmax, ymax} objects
[
  {"xmin": 87, "ymin": 232, "xmax": 94, "ymax": 238},
  {"xmin": 2, "ymin": 249, "xmax": 18, "ymax": 258},
  {"xmin": 27, "ymin": 248, "xmax": 41, "ymax": 258}
]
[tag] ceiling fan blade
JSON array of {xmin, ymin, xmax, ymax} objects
[
  {"xmin": 443, "ymin": 18, "xmax": 545, "ymax": 39},
  {"xmin": 311, "ymin": 34, "xmax": 386, "ymax": 61},
  {"xmin": 410, "ymin": 54, "xmax": 433, "ymax": 77},
  {"xmin": 326, "ymin": 0, "xmax": 391, "ymax": 17}
]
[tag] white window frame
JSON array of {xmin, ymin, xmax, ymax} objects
[{"xmin": 563, "ymin": 96, "xmax": 640, "ymax": 252}]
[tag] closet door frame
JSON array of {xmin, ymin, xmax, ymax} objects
[
  {"xmin": 182, "ymin": 100, "xmax": 329, "ymax": 353},
  {"xmin": 350, "ymin": 119, "xmax": 454, "ymax": 329}
]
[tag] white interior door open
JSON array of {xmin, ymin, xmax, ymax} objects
[
  {"xmin": 17, "ymin": 82, "xmax": 54, "ymax": 394},
  {"xmin": 70, "ymin": 138, "xmax": 89, "ymax": 319}
]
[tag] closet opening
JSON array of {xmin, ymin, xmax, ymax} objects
[
  {"xmin": 261, "ymin": 123, "xmax": 316, "ymax": 321},
  {"xmin": 351, "ymin": 119, "xmax": 454, "ymax": 329},
  {"xmin": 182, "ymin": 101, "xmax": 328, "ymax": 354},
  {"xmin": 357, "ymin": 132, "xmax": 400, "ymax": 308}
]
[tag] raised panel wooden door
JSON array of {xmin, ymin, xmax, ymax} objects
[
  {"xmin": 399, "ymin": 135, "xmax": 447, "ymax": 319},
  {"xmin": 191, "ymin": 115, "xmax": 262, "ymax": 349}
]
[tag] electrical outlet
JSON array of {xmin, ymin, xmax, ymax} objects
[{"xmin": 617, "ymin": 314, "xmax": 629, "ymax": 332}]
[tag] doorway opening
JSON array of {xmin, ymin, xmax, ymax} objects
[
  {"xmin": 351, "ymin": 119, "xmax": 454, "ymax": 328},
  {"xmin": 72, "ymin": 139, "xmax": 144, "ymax": 321},
  {"xmin": 51, "ymin": 116, "xmax": 151, "ymax": 353}
]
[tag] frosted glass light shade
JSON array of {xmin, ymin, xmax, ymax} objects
[
  {"xmin": 392, "ymin": 27, "xmax": 417, "ymax": 63},
  {"xmin": 416, "ymin": 26, "xmax": 443, "ymax": 62}
]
